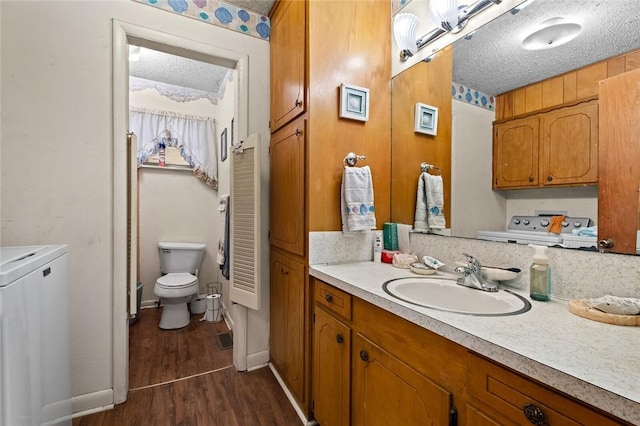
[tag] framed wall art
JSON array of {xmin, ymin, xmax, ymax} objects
[
  {"xmin": 414, "ymin": 103, "xmax": 438, "ymax": 135},
  {"xmin": 339, "ymin": 83, "xmax": 370, "ymax": 122}
]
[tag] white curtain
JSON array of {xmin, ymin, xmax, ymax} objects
[{"xmin": 130, "ymin": 106, "xmax": 218, "ymax": 188}]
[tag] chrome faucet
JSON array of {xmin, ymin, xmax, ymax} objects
[{"xmin": 455, "ymin": 253, "xmax": 498, "ymax": 292}]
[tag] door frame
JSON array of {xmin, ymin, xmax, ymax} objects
[{"xmin": 112, "ymin": 19, "xmax": 249, "ymax": 404}]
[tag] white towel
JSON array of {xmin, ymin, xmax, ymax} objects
[
  {"xmin": 414, "ymin": 172, "xmax": 446, "ymax": 231},
  {"xmin": 216, "ymin": 195, "xmax": 229, "ymax": 266},
  {"xmin": 341, "ymin": 166, "xmax": 376, "ymax": 232}
]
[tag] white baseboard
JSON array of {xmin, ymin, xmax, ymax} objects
[
  {"xmin": 71, "ymin": 389, "xmax": 114, "ymax": 417},
  {"xmin": 268, "ymin": 363, "xmax": 317, "ymax": 426},
  {"xmin": 246, "ymin": 349, "xmax": 270, "ymax": 371}
]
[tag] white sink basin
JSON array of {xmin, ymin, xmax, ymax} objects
[{"xmin": 383, "ymin": 277, "xmax": 531, "ymax": 316}]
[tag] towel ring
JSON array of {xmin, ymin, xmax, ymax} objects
[
  {"xmin": 421, "ymin": 162, "xmax": 441, "ymax": 175},
  {"xmin": 343, "ymin": 152, "xmax": 366, "ymax": 167}
]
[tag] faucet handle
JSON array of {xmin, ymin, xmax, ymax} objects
[{"xmin": 462, "ymin": 253, "xmax": 482, "ymax": 273}]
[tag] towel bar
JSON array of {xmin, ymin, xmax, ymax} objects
[{"xmin": 421, "ymin": 162, "xmax": 441, "ymax": 175}]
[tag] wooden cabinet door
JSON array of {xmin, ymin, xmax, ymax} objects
[
  {"xmin": 352, "ymin": 333, "xmax": 451, "ymax": 426},
  {"xmin": 269, "ymin": 251, "xmax": 305, "ymax": 402},
  {"xmin": 270, "ymin": 118, "xmax": 306, "ymax": 256},
  {"xmin": 493, "ymin": 116, "xmax": 539, "ymax": 189},
  {"xmin": 270, "ymin": 0, "xmax": 305, "ymax": 132},
  {"xmin": 598, "ymin": 68, "xmax": 640, "ymax": 254},
  {"xmin": 541, "ymin": 100, "xmax": 598, "ymax": 186},
  {"xmin": 312, "ymin": 307, "xmax": 351, "ymax": 426}
]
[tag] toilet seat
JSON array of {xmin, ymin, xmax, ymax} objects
[{"xmin": 156, "ymin": 273, "xmax": 197, "ymax": 290}]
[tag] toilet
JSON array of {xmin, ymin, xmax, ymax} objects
[{"xmin": 154, "ymin": 242, "xmax": 206, "ymax": 329}]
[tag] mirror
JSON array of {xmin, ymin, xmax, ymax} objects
[{"xmin": 391, "ymin": 0, "xmax": 640, "ymax": 255}]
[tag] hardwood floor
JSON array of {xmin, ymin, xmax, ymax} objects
[{"xmin": 73, "ymin": 308, "xmax": 301, "ymax": 425}]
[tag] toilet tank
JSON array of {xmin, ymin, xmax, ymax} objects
[{"xmin": 158, "ymin": 242, "xmax": 206, "ymax": 274}]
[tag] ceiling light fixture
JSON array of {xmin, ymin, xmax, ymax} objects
[{"xmin": 521, "ymin": 17, "xmax": 582, "ymax": 51}]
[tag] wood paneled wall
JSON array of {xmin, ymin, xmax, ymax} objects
[
  {"xmin": 307, "ymin": 0, "xmax": 391, "ymax": 231},
  {"xmin": 390, "ymin": 48, "xmax": 453, "ymax": 226},
  {"xmin": 496, "ymin": 49, "xmax": 640, "ymax": 120}
]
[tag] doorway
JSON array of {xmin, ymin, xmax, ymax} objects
[{"xmin": 112, "ymin": 20, "xmax": 250, "ymax": 404}]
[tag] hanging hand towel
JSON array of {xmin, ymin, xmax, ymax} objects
[
  {"xmin": 341, "ymin": 166, "xmax": 376, "ymax": 232},
  {"xmin": 414, "ymin": 172, "xmax": 445, "ymax": 231},
  {"xmin": 217, "ymin": 195, "xmax": 230, "ymax": 280}
]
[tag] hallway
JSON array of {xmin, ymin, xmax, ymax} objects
[{"xmin": 73, "ymin": 308, "xmax": 300, "ymax": 425}]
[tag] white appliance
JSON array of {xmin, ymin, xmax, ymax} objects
[
  {"xmin": 477, "ymin": 216, "xmax": 593, "ymax": 248},
  {"xmin": 0, "ymin": 245, "xmax": 71, "ymax": 426}
]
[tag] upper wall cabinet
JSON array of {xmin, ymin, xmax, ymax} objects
[
  {"xmin": 493, "ymin": 100, "xmax": 598, "ymax": 190},
  {"xmin": 270, "ymin": 0, "xmax": 306, "ymax": 133}
]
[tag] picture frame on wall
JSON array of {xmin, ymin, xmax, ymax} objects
[
  {"xmin": 339, "ymin": 83, "xmax": 370, "ymax": 122},
  {"xmin": 221, "ymin": 128, "xmax": 228, "ymax": 162},
  {"xmin": 414, "ymin": 103, "xmax": 438, "ymax": 136}
]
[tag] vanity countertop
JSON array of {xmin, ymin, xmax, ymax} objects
[{"xmin": 310, "ymin": 261, "xmax": 640, "ymax": 424}]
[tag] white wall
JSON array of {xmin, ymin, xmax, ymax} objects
[
  {"xmin": 0, "ymin": 0, "xmax": 269, "ymax": 414},
  {"xmin": 451, "ymin": 100, "xmax": 506, "ymax": 237}
]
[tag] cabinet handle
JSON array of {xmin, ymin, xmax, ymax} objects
[
  {"xmin": 547, "ymin": 175, "xmax": 553, "ymax": 181},
  {"xmin": 336, "ymin": 334, "xmax": 344, "ymax": 344},
  {"xmin": 280, "ymin": 268, "xmax": 289, "ymax": 275},
  {"xmin": 528, "ymin": 176, "xmax": 534, "ymax": 182},
  {"xmin": 359, "ymin": 350, "xmax": 369, "ymax": 362},
  {"xmin": 295, "ymin": 98, "xmax": 303, "ymax": 108},
  {"xmin": 325, "ymin": 294, "xmax": 333, "ymax": 303},
  {"xmin": 598, "ymin": 238, "xmax": 614, "ymax": 249},
  {"xmin": 523, "ymin": 403, "xmax": 545, "ymax": 425},
  {"xmin": 295, "ymin": 128, "xmax": 303, "ymax": 137}
]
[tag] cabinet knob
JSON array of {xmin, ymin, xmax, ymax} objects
[
  {"xmin": 336, "ymin": 334, "xmax": 344, "ymax": 344},
  {"xmin": 325, "ymin": 294, "xmax": 333, "ymax": 303},
  {"xmin": 598, "ymin": 238, "xmax": 614, "ymax": 249},
  {"xmin": 295, "ymin": 98, "xmax": 303, "ymax": 108},
  {"xmin": 359, "ymin": 350, "xmax": 369, "ymax": 362},
  {"xmin": 523, "ymin": 403, "xmax": 545, "ymax": 425},
  {"xmin": 280, "ymin": 268, "xmax": 289, "ymax": 275},
  {"xmin": 295, "ymin": 128, "xmax": 303, "ymax": 137},
  {"xmin": 547, "ymin": 175, "xmax": 553, "ymax": 181},
  {"xmin": 528, "ymin": 176, "xmax": 534, "ymax": 182}
]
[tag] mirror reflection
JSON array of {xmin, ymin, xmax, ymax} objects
[{"xmin": 391, "ymin": 0, "xmax": 640, "ymax": 255}]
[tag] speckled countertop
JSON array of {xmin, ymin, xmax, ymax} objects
[{"xmin": 310, "ymin": 261, "xmax": 640, "ymax": 424}]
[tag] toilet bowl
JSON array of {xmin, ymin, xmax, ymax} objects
[
  {"xmin": 154, "ymin": 242, "xmax": 206, "ymax": 330},
  {"xmin": 154, "ymin": 273, "xmax": 199, "ymax": 329}
]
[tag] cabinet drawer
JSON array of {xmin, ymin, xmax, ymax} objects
[
  {"xmin": 314, "ymin": 280, "xmax": 352, "ymax": 321},
  {"xmin": 467, "ymin": 352, "xmax": 622, "ymax": 425}
]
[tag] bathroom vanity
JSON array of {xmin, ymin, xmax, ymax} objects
[{"xmin": 310, "ymin": 261, "xmax": 639, "ymax": 426}]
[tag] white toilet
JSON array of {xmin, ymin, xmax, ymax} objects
[{"xmin": 154, "ymin": 242, "xmax": 206, "ymax": 329}]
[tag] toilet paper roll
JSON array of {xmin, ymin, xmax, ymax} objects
[{"xmin": 206, "ymin": 294, "xmax": 222, "ymax": 322}]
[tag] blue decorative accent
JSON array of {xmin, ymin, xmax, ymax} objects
[
  {"xmin": 465, "ymin": 91, "xmax": 473, "ymax": 102},
  {"xmin": 168, "ymin": 0, "xmax": 188, "ymax": 13},
  {"xmin": 474, "ymin": 90, "xmax": 479, "ymax": 99},
  {"xmin": 369, "ymin": 205, "xmax": 375, "ymax": 213},
  {"xmin": 199, "ymin": 12, "xmax": 209, "ymax": 20},
  {"xmin": 359, "ymin": 204, "xmax": 367, "ymax": 215},
  {"xmin": 238, "ymin": 10, "xmax": 250, "ymax": 22},
  {"xmin": 481, "ymin": 96, "xmax": 487, "ymax": 106},
  {"xmin": 240, "ymin": 24, "xmax": 249, "ymax": 32},
  {"xmin": 256, "ymin": 22, "xmax": 270, "ymax": 38},
  {"xmin": 429, "ymin": 206, "xmax": 440, "ymax": 215},
  {"xmin": 147, "ymin": 0, "xmax": 158, "ymax": 4},
  {"xmin": 215, "ymin": 7, "xmax": 233, "ymax": 24},
  {"xmin": 452, "ymin": 81, "xmax": 495, "ymax": 111},
  {"xmin": 451, "ymin": 85, "xmax": 456, "ymax": 96}
]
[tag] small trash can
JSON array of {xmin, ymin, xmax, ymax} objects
[
  {"xmin": 129, "ymin": 281, "xmax": 144, "ymax": 325},
  {"xmin": 190, "ymin": 294, "xmax": 207, "ymax": 314}
]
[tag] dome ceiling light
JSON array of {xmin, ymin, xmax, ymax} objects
[{"xmin": 522, "ymin": 17, "xmax": 583, "ymax": 51}]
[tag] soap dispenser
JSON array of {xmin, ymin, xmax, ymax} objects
[{"xmin": 529, "ymin": 244, "xmax": 551, "ymax": 301}]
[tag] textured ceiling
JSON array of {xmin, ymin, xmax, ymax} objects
[{"xmin": 453, "ymin": 0, "xmax": 640, "ymax": 96}]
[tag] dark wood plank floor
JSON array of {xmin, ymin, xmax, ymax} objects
[
  {"xmin": 73, "ymin": 308, "xmax": 301, "ymax": 425},
  {"xmin": 129, "ymin": 308, "xmax": 233, "ymax": 389}
]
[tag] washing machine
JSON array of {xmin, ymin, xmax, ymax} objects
[{"xmin": 0, "ymin": 245, "xmax": 71, "ymax": 426}]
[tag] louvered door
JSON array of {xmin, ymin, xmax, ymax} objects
[{"xmin": 230, "ymin": 133, "xmax": 261, "ymax": 310}]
